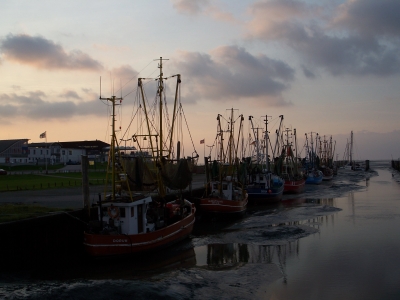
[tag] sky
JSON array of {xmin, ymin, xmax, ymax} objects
[{"xmin": 1, "ymin": 0, "xmax": 400, "ymax": 160}]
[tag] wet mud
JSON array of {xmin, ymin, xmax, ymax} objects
[{"xmin": 1, "ymin": 166, "xmax": 380, "ymax": 300}]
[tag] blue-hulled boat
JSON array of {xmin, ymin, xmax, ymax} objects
[
  {"xmin": 305, "ymin": 169, "xmax": 323, "ymax": 184},
  {"xmin": 246, "ymin": 171, "xmax": 284, "ymax": 202},
  {"xmin": 245, "ymin": 115, "xmax": 285, "ymax": 203}
]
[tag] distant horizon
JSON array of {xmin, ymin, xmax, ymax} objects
[
  {"xmin": 2, "ymin": 128, "xmax": 399, "ymax": 161},
  {"xmin": 1, "ymin": 0, "xmax": 399, "ymax": 162}
]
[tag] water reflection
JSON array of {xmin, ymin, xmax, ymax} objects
[
  {"xmin": 348, "ymin": 191, "xmax": 356, "ymax": 225},
  {"xmin": 195, "ymin": 241, "xmax": 302, "ymax": 283}
]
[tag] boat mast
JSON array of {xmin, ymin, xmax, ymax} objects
[
  {"xmin": 294, "ymin": 128, "xmax": 298, "ymax": 174},
  {"xmin": 350, "ymin": 131, "xmax": 353, "ymax": 166},
  {"xmin": 100, "ymin": 94, "xmax": 123, "ymax": 201},
  {"xmin": 248, "ymin": 116, "xmax": 261, "ymax": 164},
  {"xmin": 228, "ymin": 108, "xmax": 235, "ymax": 167},
  {"xmin": 264, "ymin": 115, "xmax": 271, "ymax": 172},
  {"xmin": 217, "ymin": 114, "xmax": 224, "ymax": 163},
  {"xmin": 169, "ymin": 74, "xmax": 181, "ymax": 159}
]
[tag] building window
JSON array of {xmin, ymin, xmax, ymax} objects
[
  {"xmin": 69, "ymin": 150, "xmax": 72, "ymax": 155},
  {"xmin": 62, "ymin": 150, "xmax": 65, "ymax": 155}
]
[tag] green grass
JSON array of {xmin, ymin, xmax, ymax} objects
[
  {"xmin": 0, "ymin": 164, "xmax": 64, "ymax": 171},
  {"xmin": 0, "ymin": 162, "xmax": 107, "ymax": 172},
  {"xmin": 0, "ymin": 171, "xmax": 107, "ymax": 191},
  {"xmin": 0, "ymin": 203, "xmax": 71, "ymax": 223}
]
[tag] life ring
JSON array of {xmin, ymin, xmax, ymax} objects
[{"xmin": 107, "ymin": 206, "xmax": 120, "ymax": 219}]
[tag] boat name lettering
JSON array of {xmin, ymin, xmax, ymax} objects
[
  {"xmin": 113, "ymin": 239, "xmax": 128, "ymax": 243},
  {"xmin": 208, "ymin": 200, "xmax": 223, "ymax": 204}
]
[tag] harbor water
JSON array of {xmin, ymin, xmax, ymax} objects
[{"xmin": 1, "ymin": 161, "xmax": 400, "ymax": 299}]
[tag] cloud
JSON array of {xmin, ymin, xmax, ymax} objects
[
  {"xmin": 332, "ymin": 0, "xmax": 400, "ymax": 37},
  {"xmin": 171, "ymin": 0, "xmax": 237, "ymax": 23},
  {"xmin": 172, "ymin": 0, "xmax": 210, "ymax": 15},
  {"xmin": 110, "ymin": 65, "xmax": 138, "ymax": 83},
  {"xmin": 59, "ymin": 90, "xmax": 82, "ymax": 100},
  {"xmin": 0, "ymin": 90, "xmax": 105, "ymax": 120},
  {"xmin": 171, "ymin": 46, "xmax": 295, "ymax": 106},
  {"xmin": 0, "ymin": 34, "xmax": 103, "ymax": 71},
  {"xmin": 245, "ymin": 0, "xmax": 400, "ymax": 77},
  {"xmin": 246, "ymin": 0, "xmax": 314, "ymax": 40},
  {"xmin": 301, "ymin": 65, "xmax": 316, "ymax": 79}
]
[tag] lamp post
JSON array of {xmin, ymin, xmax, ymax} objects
[
  {"xmin": 206, "ymin": 145, "xmax": 213, "ymax": 160},
  {"xmin": 120, "ymin": 138, "xmax": 130, "ymax": 155}
]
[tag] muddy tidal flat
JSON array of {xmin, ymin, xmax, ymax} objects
[{"xmin": 1, "ymin": 161, "xmax": 400, "ymax": 300}]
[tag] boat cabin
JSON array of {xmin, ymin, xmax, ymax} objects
[
  {"xmin": 210, "ymin": 176, "xmax": 243, "ymax": 200},
  {"xmin": 99, "ymin": 195, "xmax": 156, "ymax": 235}
]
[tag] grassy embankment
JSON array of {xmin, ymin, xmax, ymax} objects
[
  {"xmin": 0, "ymin": 163, "xmax": 107, "ymax": 222},
  {"xmin": 0, "ymin": 163, "xmax": 107, "ymax": 192},
  {"xmin": 0, "ymin": 204, "xmax": 72, "ymax": 223}
]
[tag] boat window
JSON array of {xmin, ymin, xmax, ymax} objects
[
  {"xmin": 119, "ymin": 207, "xmax": 125, "ymax": 218},
  {"xmin": 223, "ymin": 184, "xmax": 228, "ymax": 190},
  {"xmin": 131, "ymin": 207, "xmax": 134, "ymax": 217},
  {"xmin": 102, "ymin": 207, "xmax": 108, "ymax": 217},
  {"xmin": 213, "ymin": 183, "xmax": 218, "ymax": 189}
]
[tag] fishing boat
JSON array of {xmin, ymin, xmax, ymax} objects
[
  {"xmin": 304, "ymin": 132, "xmax": 323, "ymax": 184},
  {"xmin": 317, "ymin": 135, "xmax": 335, "ymax": 180},
  {"xmin": 84, "ymin": 58, "xmax": 197, "ymax": 256},
  {"xmin": 278, "ymin": 126, "xmax": 305, "ymax": 194},
  {"xmin": 342, "ymin": 131, "xmax": 363, "ymax": 171},
  {"xmin": 305, "ymin": 169, "xmax": 323, "ymax": 184},
  {"xmin": 197, "ymin": 109, "xmax": 248, "ymax": 216},
  {"xmin": 245, "ymin": 115, "xmax": 284, "ymax": 202}
]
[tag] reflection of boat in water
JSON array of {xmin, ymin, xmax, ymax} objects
[
  {"xmin": 71, "ymin": 246, "xmax": 197, "ymax": 280},
  {"xmin": 84, "ymin": 58, "xmax": 197, "ymax": 256},
  {"xmin": 197, "ymin": 109, "xmax": 248, "ymax": 217},
  {"xmin": 196, "ymin": 242, "xmax": 295, "ymax": 283}
]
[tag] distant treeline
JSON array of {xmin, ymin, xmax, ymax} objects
[{"xmin": 392, "ymin": 160, "xmax": 400, "ymax": 171}]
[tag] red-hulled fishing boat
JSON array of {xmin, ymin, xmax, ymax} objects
[
  {"xmin": 278, "ymin": 127, "xmax": 305, "ymax": 194},
  {"xmin": 84, "ymin": 58, "xmax": 198, "ymax": 256},
  {"xmin": 283, "ymin": 176, "xmax": 306, "ymax": 194},
  {"xmin": 197, "ymin": 109, "xmax": 248, "ymax": 217}
]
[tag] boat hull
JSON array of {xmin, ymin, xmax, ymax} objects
[
  {"xmin": 306, "ymin": 177, "xmax": 323, "ymax": 184},
  {"xmin": 83, "ymin": 205, "xmax": 196, "ymax": 257},
  {"xmin": 247, "ymin": 186, "xmax": 283, "ymax": 202},
  {"xmin": 322, "ymin": 174, "xmax": 333, "ymax": 181},
  {"xmin": 305, "ymin": 173, "xmax": 323, "ymax": 184},
  {"xmin": 283, "ymin": 178, "xmax": 306, "ymax": 194},
  {"xmin": 198, "ymin": 195, "xmax": 248, "ymax": 216}
]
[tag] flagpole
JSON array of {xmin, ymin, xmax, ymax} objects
[{"xmin": 45, "ymin": 132, "xmax": 48, "ymax": 174}]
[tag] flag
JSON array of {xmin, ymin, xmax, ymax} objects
[
  {"xmin": 200, "ymin": 139, "xmax": 205, "ymax": 144},
  {"xmin": 40, "ymin": 131, "xmax": 46, "ymax": 139},
  {"xmin": 287, "ymin": 146, "xmax": 293, "ymax": 157}
]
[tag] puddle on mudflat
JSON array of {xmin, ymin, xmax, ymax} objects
[{"xmin": 3, "ymin": 166, "xmax": 389, "ymax": 300}]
